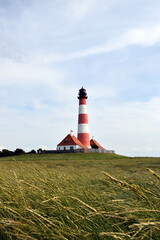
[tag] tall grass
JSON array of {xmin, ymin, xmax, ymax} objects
[{"xmin": 0, "ymin": 154, "xmax": 159, "ymax": 239}]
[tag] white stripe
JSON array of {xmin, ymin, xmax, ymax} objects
[
  {"xmin": 78, "ymin": 124, "xmax": 89, "ymax": 133},
  {"xmin": 79, "ymin": 104, "xmax": 87, "ymax": 114}
]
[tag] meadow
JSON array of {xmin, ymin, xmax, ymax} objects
[{"xmin": 0, "ymin": 153, "xmax": 159, "ymax": 240}]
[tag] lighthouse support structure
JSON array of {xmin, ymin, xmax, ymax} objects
[{"xmin": 77, "ymin": 87, "xmax": 90, "ymax": 148}]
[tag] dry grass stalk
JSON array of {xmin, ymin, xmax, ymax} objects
[
  {"xmin": 148, "ymin": 168, "xmax": 160, "ymax": 180},
  {"xmin": 103, "ymin": 172, "xmax": 150, "ymax": 201},
  {"xmin": 26, "ymin": 208, "xmax": 57, "ymax": 227},
  {"xmin": 99, "ymin": 231, "xmax": 131, "ymax": 239},
  {"xmin": 70, "ymin": 196, "xmax": 97, "ymax": 212},
  {"xmin": 116, "ymin": 209, "xmax": 160, "ymax": 215},
  {"xmin": 42, "ymin": 196, "xmax": 60, "ymax": 203},
  {"xmin": 130, "ymin": 221, "xmax": 160, "ymax": 228},
  {"xmin": 0, "ymin": 219, "xmax": 27, "ymax": 226}
]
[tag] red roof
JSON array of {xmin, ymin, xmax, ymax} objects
[
  {"xmin": 90, "ymin": 139, "xmax": 106, "ymax": 150},
  {"xmin": 57, "ymin": 134, "xmax": 87, "ymax": 149}
]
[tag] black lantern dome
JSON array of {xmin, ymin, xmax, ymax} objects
[{"xmin": 78, "ymin": 87, "xmax": 88, "ymax": 99}]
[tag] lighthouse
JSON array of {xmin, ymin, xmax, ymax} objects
[
  {"xmin": 55, "ymin": 87, "xmax": 114, "ymax": 154},
  {"xmin": 77, "ymin": 87, "xmax": 90, "ymax": 147}
]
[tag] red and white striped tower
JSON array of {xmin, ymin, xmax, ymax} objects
[{"xmin": 77, "ymin": 87, "xmax": 90, "ymax": 147}]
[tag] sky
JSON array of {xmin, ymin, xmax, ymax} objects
[{"xmin": 0, "ymin": 0, "xmax": 160, "ymax": 157}]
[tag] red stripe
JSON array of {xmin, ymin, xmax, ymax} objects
[
  {"xmin": 78, "ymin": 114, "xmax": 88, "ymax": 124},
  {"xmin": 79, "ymin": 98, "xmax": 86, "ymax": 105},
  {"xmin": 78, "ymin": 133, "xmax": 90, "ymax": 147}
]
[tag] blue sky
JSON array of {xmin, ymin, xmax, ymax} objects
[{"xmin": 1, "ymin": 0, "xmax": 160, "ymax": 156}]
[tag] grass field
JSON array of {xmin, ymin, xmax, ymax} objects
[{"xmin": 0, "ymin": 153, "xmax": 160, "ymax": 239}]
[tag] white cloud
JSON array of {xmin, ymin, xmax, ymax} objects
[
  {"xmin": 124, "ymin": 25, "xmax": 160, "ymax": 46},
  {"xmin": 89, "ymin": 97, "xmax": 160, "ymax": 156},
  {"xmin": 67, "ymin": 0, "xmax": 96, "ymax": 21},
  {"xmin": 0, "ymin": 58, "xmax": 63, "ymax": 86},
  {"xmin": 30, "ymin": 24, "xmax": 160, "ymax": 64}
]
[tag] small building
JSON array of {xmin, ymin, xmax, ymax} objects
[
  {"xmin": 90, "ymin": 138, "xmax": 106, "ymax": 150},
  {"xmin": 89, "ymin": 138, "xmax": 114, "ymax": 153},
  {"xmin": 57, "ymin": 132, "xmax": 87, "ymax": 151}
]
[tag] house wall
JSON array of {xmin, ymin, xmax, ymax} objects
[{"xmin": 57, "ymin": 145, "xmax": 82, "ymax": 150}]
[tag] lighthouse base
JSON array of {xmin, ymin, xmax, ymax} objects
[{"xmin": 77, "ymin": 133, "xmax": 90, "ymax": 147}]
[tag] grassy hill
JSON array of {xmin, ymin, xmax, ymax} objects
[{"xmin": 0, "ymin": 153, "xmax": 160, "ymax": 239}]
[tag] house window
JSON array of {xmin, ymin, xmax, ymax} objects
[{"xmin": 64, "ymin": 147, "xmax": 66, "ymax": 150}]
